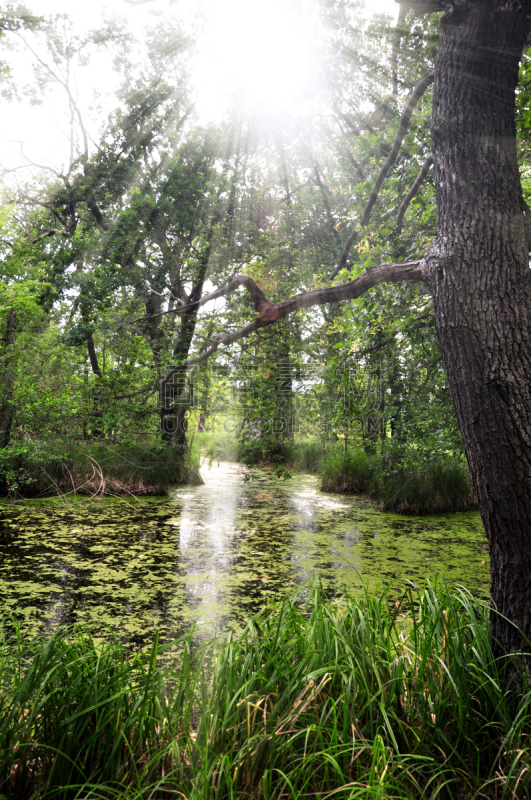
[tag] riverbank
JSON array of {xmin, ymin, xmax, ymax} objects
[
  {"xmin": 0, "ymin": 439, "xmax": 202, "ymax": 498},
  {"xmin": 0, "ymin": 430, "xmax": 475, "ymax": 514},
  {"xmin": 1, "ymin": 581, "xmax": 529, "ymax": 799},
  {"xmin": 201, "ymin": 432, "xmax": 477, "ymax": 515}
]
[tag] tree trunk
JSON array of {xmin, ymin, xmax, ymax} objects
[
  {"xmin": 86, "ymin": 332, "xmax": 103, "ymax": 438},
  {"xmin": 160, "ymin": 257, "xmax": 210, "ymax": 449},
  {"xmin": 426, "ymin": 1, "xmax": 531, "ymax": 654},
  {"xmin": 0, "ymin": 308, "xmax": 17, "ymax": 449}
]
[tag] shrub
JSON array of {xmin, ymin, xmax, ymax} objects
[{"xmin": 0, "ymin": 437, "xmax": 202, "ymax": 498}]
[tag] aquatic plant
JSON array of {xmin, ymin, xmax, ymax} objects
[{"xmin": 1, "ymin": 580, "xmax": 530, "ymax": 798}]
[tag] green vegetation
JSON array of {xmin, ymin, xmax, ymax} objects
[
  {"xmin": 321, "ymin": 449, "xmax": 475, "ymax": 515},
  {"xmin": 202, "ymin": 428, "xmax": 475, "ymax": 515},
  {"xmin": 1, "ymin": 581, "xmax": 530, "ymax": 799},
  {"xmin": 0, "ymin": 439, "xmax": 202, "ymax": 498},
  {"xmin": 199, "ymin": 430, "xmax": 240, "ymax": 465}
]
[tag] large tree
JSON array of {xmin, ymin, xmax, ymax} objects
[
  {"xmin": 166, "ymin": 0, "xmax": 531, "ymax": 656},
  {"xmin": 423, "ymin": 0, "xmax": 531, "ymax": 657}
]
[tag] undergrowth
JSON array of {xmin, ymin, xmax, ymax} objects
[
  {"xmin": 1, "ymin": 581, "xmax": 530, "ymax": 798},
  {"xmin": 321, "ymin": 448, "xmax": 476, "ymax": 514},
  {"xmin": 0, "ymin": 438, "xmax": 202, "ymax": 498}
]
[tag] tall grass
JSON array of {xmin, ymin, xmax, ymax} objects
[
  {"xmin": 287, "ymin": 438, "xmax": 325, "ymax": 473},
  {"xmin": 321, "ymin": 447, "xmax": 476, "ymax": 514},
  {"xmin": 321, "ymin": 448, "xmax": 379, "ymax": 495},
  {"xmin": 0, "ymin": 438, "xmax": 202, "ymax": 498},
  {"xmin": 2, "ymin": 581, "xmax": 531, "ymax": 798},
  {"xmin": 197, "ymin": 430, "xmax": 240, "ymax": 464},
  {"xmin": 381, "ymin": 459, "xmax": 475, "ymax": 514}
]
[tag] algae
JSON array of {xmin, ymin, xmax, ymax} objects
[{"xmin": 0, "ymin": 462, "xmax": 488, "ymax": 646}]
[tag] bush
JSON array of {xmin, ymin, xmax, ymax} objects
[
  {"xmin": 321, "ymin": 446, "xmax": 476, "ymax": 514},
  {"xmin": 2, "ymin": 581, "xmax": 531, "ymax": 798},
  {"xmin": 237, "ymin": 432, "xmax": 293, "ymax": 467},
  {"xmin": 0, "ymin": 438, "xmax": 202, "ymax": 498},
  {"xmin": 321, "ymin": 447, "xmax": 380, "ymax": 494}
]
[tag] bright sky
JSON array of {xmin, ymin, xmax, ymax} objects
[{"xmin": 0, "ymin": 0, "xmax": 398, "ymax": 176}]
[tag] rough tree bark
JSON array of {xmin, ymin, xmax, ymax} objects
[{"xmin": 422, "ymin": 0, "xmax": 531, "ymax": 656}]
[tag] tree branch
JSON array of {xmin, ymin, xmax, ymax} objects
[
  {"xmin": 134, "ymin": 273, "xmax": 280, "ymax": 324},
  {"xmin": 177, "ymin": 260, "xmax": 425, "ymax": 369},
  {"xmin": 329, "ymin": 71, "xmax": 434, "ymax": 280},
  {"xmin": 399, "ymin": 0, "xmax": 447, "ymax": 12},
  {"xmin": 85, "ymin": 195, "xmax": 108, "ymax": 230},
  {"xmin": 396, "ymin": 154, "xmax": 434, "ymax": 233}
]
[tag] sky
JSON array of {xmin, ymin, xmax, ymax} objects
[{"xmin": 0, "ymin": 0, "xmax": 398, "ymax": 178}]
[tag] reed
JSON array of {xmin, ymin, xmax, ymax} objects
[
  {"xmin": 2, "ymin": 581, "xmax": 530, "ymax": 798},
  {"xmin": 0, "ymin": 438, "xmax": 202, "ymax": 498},
  {"xmin": 321, "ymin": 447, "xmax": 476, "ymax": 514},
  {"xmin": 287, "ymin": 438, "xmax": 325, "ymax": 473},
  {"xmin": 321, "ymin": 447, "xmax": 380, "ymax": 495}
]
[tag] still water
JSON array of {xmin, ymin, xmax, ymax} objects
[{"xmin": 0, "ymin": 462, "xmax": 488, "ymax": 645}]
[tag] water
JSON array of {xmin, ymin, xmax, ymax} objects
[{"xmin": 0, "ymin": 462, "xmax": 488, "ymax": 645}]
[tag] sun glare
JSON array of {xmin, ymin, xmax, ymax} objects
[{"xmin": 193, "ymin": 0, "xmax": 322, "ymax": 121}]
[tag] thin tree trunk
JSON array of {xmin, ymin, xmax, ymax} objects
[
  {"xmin": 160, "ymin": 252, "xmax": 211, "ymax": 448},
  {"xmin": 0, "ymin": 308, "xmax": 17, "ymax": 449},
  {"xmin": 426, "ymin": 2, "xmax": 531, "ymax": 655},
  {"xmin": 86, "ymin": 332, "xmax": 103, "ymax": 437}
]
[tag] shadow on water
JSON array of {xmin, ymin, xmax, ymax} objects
[{"xmin": 0, "ymin": 462, "xmax": 488, "ymax": 646}]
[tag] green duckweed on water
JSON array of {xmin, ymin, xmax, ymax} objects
[{"xmin": 0, "ymin": 462, "xmax": 488, "ymax": 646}]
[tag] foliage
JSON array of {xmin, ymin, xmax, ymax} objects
[
  {"xmin": 197, "ymin": 429, "xmax": 240, "ymax": 465},
  {"xmin": 0, "ymin": 1, "xmax": 515, "ymax": 500},
  {"xmin": 1, "ymin": 581, "xmax": 531, "ymax": 798},
  {"xmin": 321, "ymin": 446, "xmax": 476, "ymax": 514},
  {"xmin": 0, "ymin": 438, "xmax": 202, "ymax": 498}
]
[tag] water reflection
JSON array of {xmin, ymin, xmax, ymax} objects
[{"xmin": 0, "ymin": 462, "xmax": 488, "ymax": 645}]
